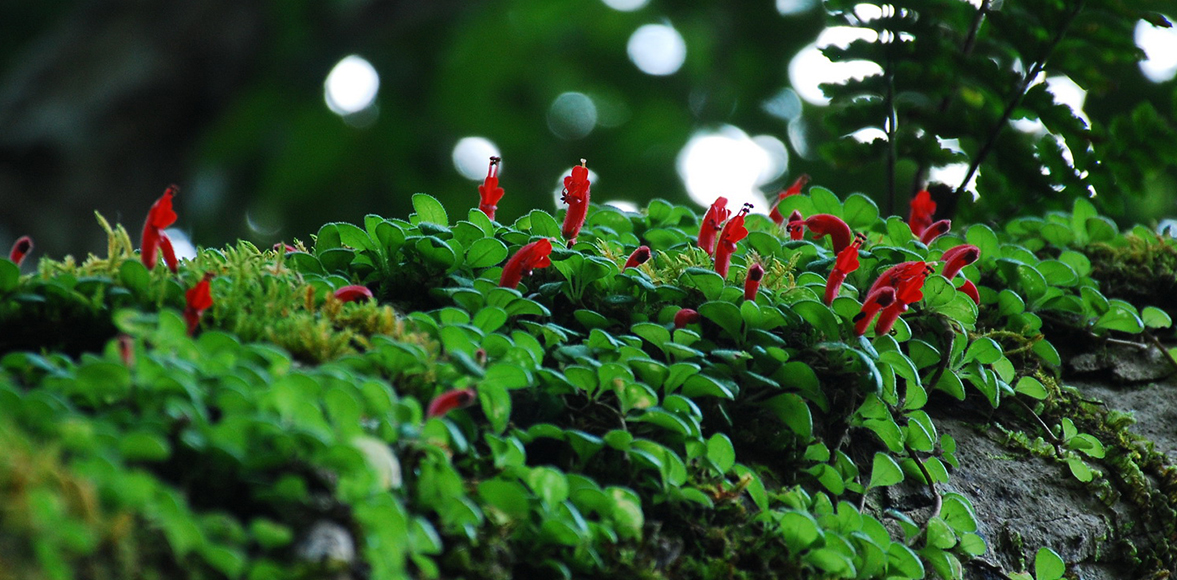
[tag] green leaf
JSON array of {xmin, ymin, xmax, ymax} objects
[
  {"xmin": 805, "ymin": 548, "xmax": 855, "ymax": 576},
  {"xmin": 706, "ymin": 433, "xmax": 736, "ymax": 473},
  {"xmin": 412, "ymin": 193, "xmax": 449, "ymax": 226},
  {"xmin": 964, "ymin": 337, "xmax": 1002, "ymax": 364},
  {"xmin": 479, "ymin": 382, "xmax": 511, "ymax": 434},
  {"xmin": 119, "ymin": 431, "xmax": 171, "ymax": 461},
  {"xmin": 528, "ymin": 210, "xmax": 562, "ymax": 238},
  {"xmin": 1141, "ymin": 306, "xmax": 1172, "ymax": 329},
  {"xmin": 887, "ymin": 543, "xmax": 924, "ymax": 579},
  {"xmin": 526, "ymin": 466, "xmax": 569, "ymax": 506},
  {"xmin": 478, "ymin": 479, "xmax": 532, "ymax": 520},
  {"xmin": 1035, "ymin": 547, "xmax": 1066, "ymax": 580},
  {"xmin": 765, "ymin": 393, "xmax": 813, "ymax": 438},
  {"xmin": 868, "ymin": 452, "xmax": 904, "ymax": 488},
  {"xmin": 809, "ymin": 187, "xmax": 843, "ymax": 216},
  {"xmin": 0, "ymin": 259, "xmax": 17, "ymax": 291},
  {"xmin": 885, "ymin": 216, "xmax": 915, "ymax": 245},
  {"xmin": 1094, "ymin": 307, "xmax": 1144, "ymax": 334},
  {"xmin": 793, "ymin": 300, "xmax": 841, "ymax": 339},
  {"xmin": 698, "ymin": 301, "xmax": 744, "ymax": 341},
  {"xmin": 842, "ymin": 193, "xmax": 879, "ymax": 229},
  {"xmin": 679, "ymin": 267, "xmax": 725, "ymax": 301},
  {"xmin": 484, "ymin": 363, "xmax": 531, "ymax": 390},
  {"xmin": 1015, "ymin": 376, "xmax": 1048, "ymax": 400},
  {"xmin": 1066, "ymin": 457, "xmax": 1094, "ymax": 482},
  {"xmin": 778, "ymin": 511, "xmax": 824, "ymax": 552},
  {"xmin": 466, "ymin": 238, "xmax": 508, "ymax": 269},
  {"xmin": 119, "ymin": 260, "xmax": 151, "ymax": 295}
]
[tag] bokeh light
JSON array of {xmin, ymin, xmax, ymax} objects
[
  {"xmin": 677, "ymin": 125, "xmax": 788, "ymax": 212},
  {"xmin": 788, "ymin": 27, "xmax": 883, "ymax": 106},
  {"xmin": 601, "ymin": 0, "xmax": 649, "ymax": 12},
  {"xmin": 547, "ymin": 92, "xmax": 598, "ymax": 140},
  {"xmin": 1136, "ymin": 17, "xmax": 1177, "ymax": 83},
  {"xmin": 776, "ymin": 0, "xmax": 819, "ymax": 16},
  {"xmin": 627, "ymin": 24, "xmax": 687, "ymax": 76},
  {"xmin": 164, "ymin": 229, "xmax": 198, "ymax": 262},
  {"xmin": 452, "ymin": 137, "xmax": 501, "ymax": 180},
  {"xmin": 324, "ymin": 55, "xmax": 380, "ymax": 115}
]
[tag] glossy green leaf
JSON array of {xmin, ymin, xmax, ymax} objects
[
  {"xmin": 466, "ymin": 238, "xmax": 508, "ymax": 269},
  {"xmin": 1141, "ymin": 306, "xmax": 1172, "ymax": 329},
  {"xmin": 868, "ymin": 452, "xmax": 904, "ymax": 488},
  {"xmin": 412, "ymin": 193, "xmax": 449, "ymax": 226},
  {"xmin": 1035, "ymin": 547, "xmax": 1066, "ymax": 580},
  {"xmin": 765, "ymin": 393, "xmax": 812, "ymax": 438}
]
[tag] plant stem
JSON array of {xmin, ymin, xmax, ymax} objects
[{"xmin": 953, "ymin": 0, "xmax": 1086, "ymax": 201}]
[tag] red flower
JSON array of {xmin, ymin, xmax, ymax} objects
[
  {"xmin": 824, "ymin": 232, "xmax": 865, "ymax": 305},
  {"xmin": 141, "ymin": 185, "xmax": 180, "ymax": 272},
  {"xmin": 714, "ymin": 203, "xmax": 752, "ymax": 278},
  {"xmin": 919, "ymin": 219, "xmax": 951, "ymax": 245},
  {"xmin": 478, "ymin": 156, "xmax": 505, "ymax": 221},
  {"xmin": 865, "ymin": 260, "xmax": 929, "ymax": 298},
  {"xmin": 184, "ymin": 272, "xmax": 214, "ymax": 336},
  {"xmin": 335, "ymin": 285, "xmax": 374, "ymax": 303},
  {"xmin": 804, "ymin": 214, "xmax": 853, "ymax": 253},
  {"xmin": 8, "ymin": 236, "xmax": 32, "ymax": 266},
  {"xmin": 940, "ymin": 244, "xmax": 980, "ymax": 279},
  {"xmin": 853, "ymin": 287, "xmax": 897, "ymax": 336},
  {"xmin": 698, "ymin": 196, "xmax": 731, "ymax": 256},
  {"xmin": 623, "ymin": 246, "xmax": 651, "ymax": 271},
  {"xmin": 768, "ymin": 174, "xmax": 810, "ymax": 226},
  {"xmin": 560, "ymin": 160, "xmax": 591, "ymax": 245},
  {"xmin": 908, "ymin": 190, "xmax": 936, "ymax": 236},
  {"xmin": 745, "ymin": 263, "xmax": 765, "ymax": 301},
  {"xmin": 273, "ymin": 243, "xmax": 297, "ymax": 253},
  {"xmin": 674, "ymin": 308, "xmax": 700, "ymax": 329},
  {"xmin": 117, "ymin": 334, "xmax": 135, "ymax": 367},
  {"xmin": 941, "ymin": 244, "xmax": 981, "ymax": 304},
  {"xmin": 500, "ymin": 238, "xmax": 553, "ymax": 289},
  {"xmin": 855, "ymin": 260, "xmax": 932, "ymax": 335},
  {"xmin": 786, "ymin": 210, "xmax": 804, "ymax": 241},
  {"xmin": 873, "ymin": 271, "xmax": 929, "ymax": 335},
  {"xmin": 426, "ymin": 388, "xmax": 478, "ymax": 419}
]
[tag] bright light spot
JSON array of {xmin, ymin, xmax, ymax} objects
[
  {"xmin": 627, "ymin": 24, "xmax": 687, "ymax": 76},
  {"xmin": 602, "ymin": 0, "xmax": 649, "ymax": 11},
  {"xmin": 762, "ymin": 88, "xmax": 803, "ymax": 121},
  {"xmin": 788, "ymin": 117, "xmax": 816, "ymax": 160},
  {"xmin": 677, "ymin": 125, "xmax": 788, "ymax": 212},
  {"xmin": 849, "ymin": 127, "xmax": 887, "ymax": 143},
  {"xmin": 324, "ymin": 55, "xmax": 380, "ymax": 116},
  {"xmin": 163, "ymin": 229, "xmax": 198, "ymax": 262},
  {"xmin": 452, "ymin": 137, "xmax": 501, "ymax": 180},
  {"xmin": 1046, "ymin": 75, "xmax": 1088, "ymax": 125},
  {"xmin": 788, "ymin": 27, "xmax": 883, "ymax": 106},
  {"xmin": 548, "ymin": 92, "xmax": 598, "ymax": 140},
  {"xmin": 245, "ymin": 210, "xmax": 281, "ymax": 237},
  {"xmin": 1159, "ymin": 219, "xmax": 1177, "ymax": 237},
  {"xmin": 1136, "ymin": 17, "xmax": 1177, "ymax": 83},
  {"xmin": 928, "ymin": 163, "xmax": 980, "ymax": 201},
  {"xmin": 606, "ymin": 200, "xmax": 640, "ymax": 213},
  {"xmin": 854, "ymin": 3, "xmax": 883, "ymax": 22},
  {"xmin": 552, "ymin": 166, "xmax": 601, "ymax": 208},
  {"xmin": 776, "ymin": 0, "xmax": 818, "ymax": 15}
]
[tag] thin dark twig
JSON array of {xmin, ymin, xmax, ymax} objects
[{"xmin": 953, "ymin": 0, "xmax": 1086, "ymax": 201}]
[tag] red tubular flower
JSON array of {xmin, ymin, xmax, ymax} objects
[
  {"xmin": 8, "ymin": 236, "xmax": 32, "ymax": 266},
  {"xmin": 853, "ymin": 287, "xmax": 897, "ymax": 336},
  {"xmin": 698, "ymin": 197, "xmax": 731, "ymax": 256},
  {"xmin": 824, "ymin": 233, "xmax": 865, "ymax": 305},
  {"xmin": 335, "ymin": 285, "xmax": 374, "ymax": 303},
  {"xmin": 768, "ymin": 174, "xmax": 810, "ymax": 226},
  {"xmin": 560, "ymin": 160, "xmax": 591, "ymax": 245},
  {"xmin": 674, "ymin": 308, "xmax": 700, "ymax": 329},
  {"xmin": 184, "ymin": 272, "xmax": 214, "ymax": 336},
  {"xmin": 499, "ymin": 238, "xmax": 554, "ymax": 289},
  {"xmin": 141, "ymin": 185, "xmax": 180, "ymax": 272},
  {"xmin": 786, "ymin": 210, "xmax": 804, "ymax": 241},
  {"xmin": 426, "ymin": 388, "xmax": 478, "ymax": 419},
  {"xmin": 744, "ymin": 263, "xmax": 765, "ymax": 301},
  {"xmin": 273, "ymin": 243, "xmax": 297, "ymax": 253},
  {"xmin": 714, "ymin": 203, "xmax": 752, "ymax": 278},
  {"xmin": 920, "ymin": 219, "xmax": 951, "ymax": 245},
  {"xmin": 478, "ymin": 156, "xmax": 505, "ymax": 221},
  {"xmin": 865, "ymin": 261, "xmax": 930, "ymax": 298},
  {"xmin": 940, "ymin": 244, "xmax": 980, "ymax": 279},
  {"xmin": 117, "ymin": 334, "xmax": 135, "ymax": 367},
  {"xmin": 623, "ymin": 246, "xmax": 651, "ymax": 271},
  {"xmin": 908, "ymin": 189, "xmax": 936, "ymax": 236},
  {"xmin": 804, "ymin": 214, "xmax": 853, "ymax": 253},
  {"xmin": 959, "ymin": 279, "xmax": 980, "ymax": 305},
  {"xmin": 873, "ymin": 269, "xmax": 930, "ymax": 335}
]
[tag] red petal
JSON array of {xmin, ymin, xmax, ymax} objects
[
  {"xmin": 426, "ymin": 388, "xmax": 478, "ymax": 418},
  {"xmin": 334, "ymin": 285, "xmax": 374, "ymax": 303}
]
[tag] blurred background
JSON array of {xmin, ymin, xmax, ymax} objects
[{"xmin": 1, "ymin": 0, "xmax": 1175, "ymax": 261}]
